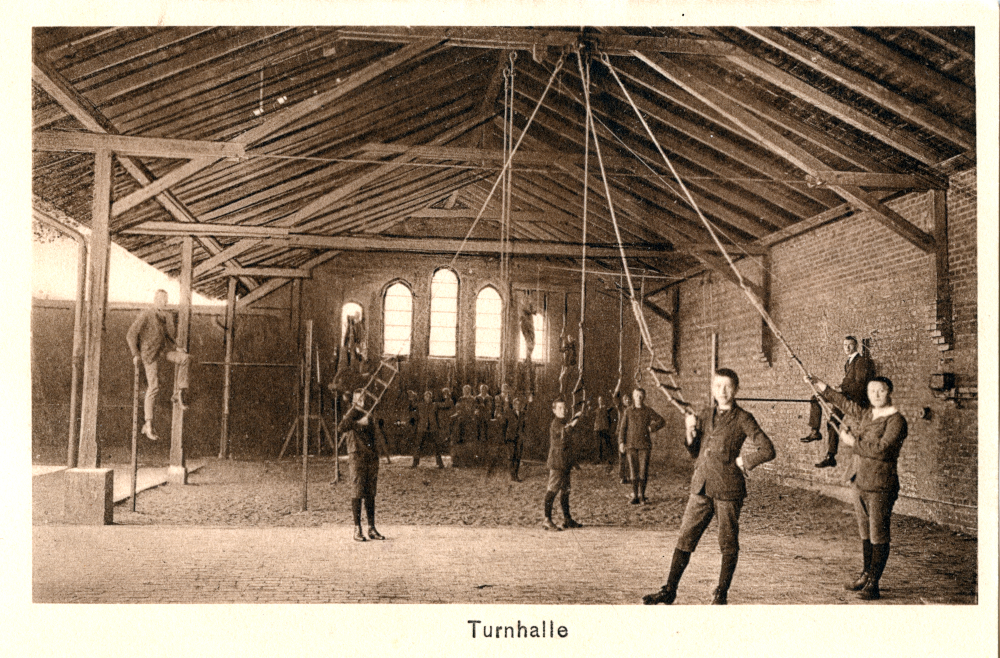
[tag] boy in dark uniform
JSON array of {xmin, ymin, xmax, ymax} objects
[
  {"xmin": 542, "ymin": 399, "xmax": 583, "ymax": 531},
  {"xmin": 643, "ymin": 369, "xmax": 775, "ymax": 605},
  {"xmin": 412, "ymin": 390, "xmax": 447, "ymax": 468},
  {"xmin": 618, "ymin": 388, "xmax": 665, "ymax": 504},
  {"xmin": 338, "ymin": 389, "xmax": 385, "ymax": 542}
]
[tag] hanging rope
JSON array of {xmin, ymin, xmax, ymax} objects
[
  {"xmin": 612, "ymin": 285, "xmax": 624, "ymax": 401},
  {"xmin": 584, "ymin": 90, "xmax": 689, "ymax": 414},
  {"xmin": 571, "ymin": 47, "xmax": 592, "ymax": 411},
  {"xmin": 601, "ymin": 53, "xmax": 842, "ymax": 431},
  {"xmin": 449, "ymin": 54, "xmax": 565, "ymax": 268}
]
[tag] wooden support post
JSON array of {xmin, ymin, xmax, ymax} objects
[
  {"xmin": 667, "ymin": 286, "xmax": 680, "ymax": 373},
  {"xmin": 759, "ymin": 250, "xmax": 773, "ymax": 366},
  {"xmin": 220, "ymin": 277, "xmax": 237, "ymax": 459},
  {"xmin": 931, "ymin": 190, "xmax": 954, "ymax": 350},
  {"xmin": 290, "ymin": 278, "xmax": 302, "ymax": 448},
  {"xmin": 301, "ymin": 320, "xmax": 313, "ymax": 511},
  {"xmin": 77, "ymin": 149, "xmax": 112, "ymax": 469},
  {"xmin": 169, "ymin": 236, "xmax": 193, "ymax": 484},
  {"xmin": 710, "ymin": 332, "xmax": 719, "ymax": 395},
  {"xmin": 67, "ymin": 236, "xmax": 88, "ymax": 468}
]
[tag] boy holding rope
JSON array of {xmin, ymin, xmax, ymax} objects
[{"xmin": 643, "ymin": 369, "xmax": 775, "ymax": 605}]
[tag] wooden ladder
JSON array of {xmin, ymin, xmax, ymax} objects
[{"xmin": 354, "ymin": 355, "xmax": 400, "ymax": 417}]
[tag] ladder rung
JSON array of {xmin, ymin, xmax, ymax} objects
[
  {"xmin": 364, "ymin": 390, "xmax": 378, "ymax": 398},
  {"xmin": 375, "ymin": 378, "xmax": 391, "ymax": 388}
]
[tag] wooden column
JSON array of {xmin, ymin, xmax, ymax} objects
[
  {"xmin": 931, "ymin": 189, "xmax": 954, "ymax": 350},
  {"xmin": 759, "ymin": 250, "xmax": 773, "ymax": 366},
  {"xmin": 219, "ymin": 277, "xmax": 237, "ymax": 459},
  {"xmin": 168, "ymin": 236, "xmax": 193, "ymax": 483},
  {"xmin": 290, "ymin": 278, "xmax": 302, "ymax": 447},
  {"xmin": 301, "ymin": 320, "xmax": 313, "ymax": 511},
  {"xmin": 77, "ymin": 150, "xmax": 113, "ymax": 469},
  {"xmin": 710, "ymin": 332, "xmax": 719, "ymax": 396},
  {"xmin": 67, "ymin": 235, "xmax": 88, "ymax": 467}
]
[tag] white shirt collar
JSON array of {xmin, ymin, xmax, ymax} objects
[
  {"xmin": 871, "ymin": 405, "xmax": 897, "ymax": 419},
  {"xmin": 846, "ymin": 352, "xmax": 859, "ymax": 363}
]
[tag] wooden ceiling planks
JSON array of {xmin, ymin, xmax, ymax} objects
[{"xmin": 31, "ymin": 26, "xmax": 978, "ymax": 302}]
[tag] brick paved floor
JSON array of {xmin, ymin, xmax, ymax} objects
[{"xmin": 33, "ymin": 522, "xmax": 974, "ymax": 604}]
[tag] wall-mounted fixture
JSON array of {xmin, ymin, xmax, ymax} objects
[{"xmin": 929, "ymin": 372, "xmax": 955, "ymax": 392}]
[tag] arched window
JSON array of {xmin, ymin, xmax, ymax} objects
[
  {"xmin": 518, "ymin": 312, "xmax": 547, "ymax": 362},
  {"xmin": 475, "ymin": 286, "xmax": 503, "ymax": 359},
  {"xmin": 383, "ymin": 282, "xmax": 412, "ymax": 356},
  {"xmin": 429, "ymin": 268, "xmax": 458, "ymax": 357}
]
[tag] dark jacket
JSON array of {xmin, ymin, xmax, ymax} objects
[
  {"xmin": 547, "ymin": 416, "xmax": 573, "ymax": 470},
  {"xmin": 686, "ymin": 404, "xmax": 775, "ymax": 500},
  {"xmin": 841, "ymin": 353, "xmax": 877, "ymax": 406},
  {"xmin": 822, "ymin": 389, "xmax": 907, "ymax": 494},
  {"xmin": 619, "ymin": 406, "xmax": 666, "ymax": 450},
  {"xmin": 338, "ymin": 407, "xmax": 378, "ymax": 460},
  {"xmin": 415, "ymin": 400, "xmax": 446, "ymax": 433}
]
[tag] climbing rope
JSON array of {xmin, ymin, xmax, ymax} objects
[
  {"xmin": 600, "ymin": 53, "xmax": 842, "ymax": 431},
  {"xmin": 449, "ymin": 54, "xmax": 565, "ymax": 268}
]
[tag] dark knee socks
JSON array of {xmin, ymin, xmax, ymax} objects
[
  {"xmin": 861, "ymin": 539, "xmax": 873, "ymax": 574},
  {"xmin": 665, "ymin": 548, "xmax": 691, "ymax": 591},
  {"xmin": 544, "ymin": 491, "xmax": 557, "ymax": 520},
  {"xmin": 351, "ymin": 498, "xmax": 363, "ymax": 528},
  {"xmin": 717, "ymin": 552, "xmax": 739, "ymax": 595},
  {"xmin": 560, "ymin": 491, "xmax": 572, "ymax": 521},
  {"xmin": 365, "ymin": 495, "xmax": 376, "ymax": 528},
  {"xmin": 870, "ymin": 543, "xmax": 890, "ymax": 585}
]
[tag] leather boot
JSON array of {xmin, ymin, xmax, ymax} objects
[
  {"xmin": 351, "ymin": 498, "xmax": 365, "ymax": 541},
  {"xmin": 642, "ymin": 548, "xmax": 690, "ymax": 604},
  {"xmin": 712, "ymin": 552, "xmax": 738, "ymax": 604},
  {"xmin": 845, "ymin": 540, "xmax": 872, "ymax": 591},
  {"xmin": 858, "ymin": 543, "xmax": 889, "ymax": 600},
  {"xmin": 542, "ymin": 491, "xmax": 560, "ymax": 530},
  {"xmin": 560, "ymin": 492, "xmax": 582, "ymax": 528}
]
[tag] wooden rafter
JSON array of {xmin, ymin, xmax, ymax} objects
[
  {"xmin": 739, "ymin": 27, "xmax": 975, "ymax": 152},
  {"xmin": 636, "ymin": 51, "xmax": 936, "ymax": 254},
  {"xmin": 31, "ymin": 57, "xmax": 260, "ymax": 291}
]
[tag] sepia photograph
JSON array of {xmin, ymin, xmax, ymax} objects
[{"xmin": 7, "ymin": 2, "xmax": 998, "ymax": 657}]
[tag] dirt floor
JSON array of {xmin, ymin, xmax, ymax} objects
[{"xmin": 33, "ymin": 456, "xmax": 978, "ymax": 605}]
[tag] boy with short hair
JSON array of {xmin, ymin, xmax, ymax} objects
[
  {"xmin": 543, "ymin": 399, "xmax": 584, "ymax": 531},
  {"xmin": 338, "ymin": 389, "xmax": 385, "ymax": 542},
  {"xmin": 643, "ymin": 368, "xmax": 775, "ymax": 605}
]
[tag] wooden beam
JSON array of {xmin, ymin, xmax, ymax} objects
[
  {"xmin": 832, "ymin": 186, "xmax": 935, "ymax": 253},
  {"xmin": 33, "ymin": 131, "xmax": 245, "ymax": 159},
  {"xmin": 740, "ymin": 27, "xmax": 975, "ymax": 152},
  {"xmin": 77, "ymin": 149, "xmax": 113, "ymax": 468},
  {"xmin": 193, "ymin": 239, "xmax": 262, "ymax": 276},
  {"xmin": 223, "ymin": 267, "xmax": 312, "ymax": 279},
  {"xmin": 236, "ymin": 251, "xmax": 341, "ymax": 310},
  {"xmin": 290, "ymin": 116, "xmax": 489, "ymax": 232},
  {"xmin": 805, "ymin": 171, "xmax": 946, "ymax": 190},
  {"xmin": 818, "ymin": 27, "xmax": 975, "ymax": 107},
  {"xmin": 410, "ymin": 208, "xmax": 548, "ymax": 222},
  {"xmin": 122, "ymin": 222, "xmax": 289, "ymax": 238},
  {"xmin": 31, "ymin": 58, "xmax": 259, "ymax": 291},
  {"xmin": 284, "ymin": 233, "xmax": 676, "ymax": 259},
  {"xmin": 334, "ymin": 26, "xmax": 741, "ymax": 56},
  {"xmin": 930, "ymin": 189, "xmax": 954, "ymax": 348},
  {"xmin": 169, "ymin": 236, "xmax": 193, "ymax": 482},
  {"xmin": 220, "ymin": 277, "xmax": 237, "ymax": 459},
  {"xmin": 723, "ymin": 51, "xmax": 945, "ymax": 165},
  {"xmin": 360, "ymin": 141, "xmax": 638, "ymax": 171},
  {"xmin": 636, "ymin": 52, "xmax": 936, "ymax": 254},
  {"xmin": 112, "ymin": 158, "xmax": 219, "ymax": 218}
]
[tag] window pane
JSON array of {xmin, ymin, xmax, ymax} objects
[
  {"xmin": 475, "ymin": 287, "xmax": 502, "ymax": 359},
  {"xmin": 383, "ymin": 283, "xmax": 411, "ymax": 356},
  {"xmin": 429, "ymin": 269, "xmax": 459, "ymax": 357}
]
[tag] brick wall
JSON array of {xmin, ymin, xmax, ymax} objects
[{"xmin": 642, "ymin": 168, "xmax": 978, "ymax": 534}]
